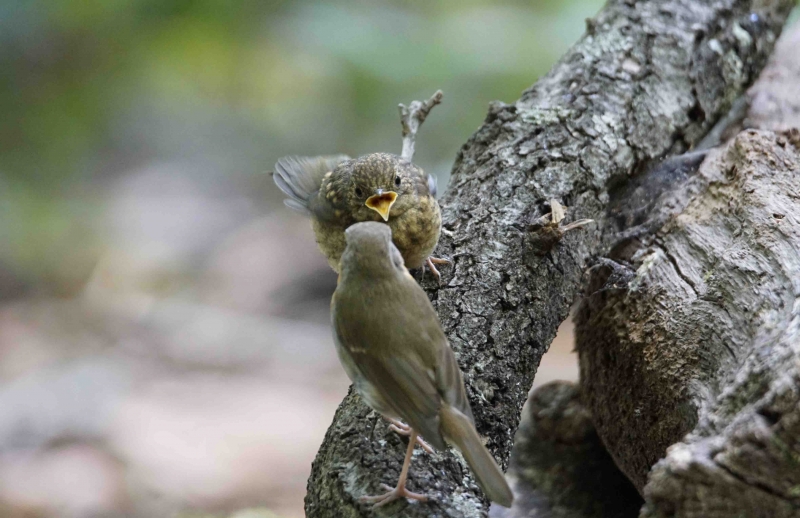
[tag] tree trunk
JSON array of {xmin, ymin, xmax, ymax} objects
[
  {"xmin": 576, "ymin": 21, "xmax": 800, "ymax": 517},
  {"xmin": 305, "ymin": 1, "xmax": 795, "ymax": 516}
]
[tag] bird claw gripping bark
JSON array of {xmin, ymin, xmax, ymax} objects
[
  {"xmin": 424, "ymin": 256, "xmax": 452, "ymax": 284},
  {"xmin": 360, "ymin": 429, "xmax": 431, "ymax": 508},
  {"xmin": 360, "ymin": 483, "xmax": 429, "ymax": 508}
]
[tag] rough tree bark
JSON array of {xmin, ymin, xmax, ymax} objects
[
  {"xmin": 305, "ymin": 1, "xmax": 795, "ymax": 517},
  {"xmin": 576, "ymin": 22, "xmax": 800, "ymax": 518},
  {"xmin": 494, "ymin": 380, "xmax": 644, "ymax": 518}
]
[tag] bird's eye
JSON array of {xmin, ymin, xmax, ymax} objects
[
  {"xmin": 394, "ymin": 175, "xmax": 401, "ymax": 187},
  {"xmin": 355, "ymin": 187, "xmax": 363, "ymax": 197}
]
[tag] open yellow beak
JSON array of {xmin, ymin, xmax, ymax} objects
[{"xmin": 365, "ymin": 190, "xmax": 398, "ymax": 221}]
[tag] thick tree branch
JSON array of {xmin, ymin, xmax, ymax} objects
[
  {"xmin": 576, "ymin": 21, "xmax": 800, "ymax": 517},
  {"xmin": 305, "ymin": 1, "xmax": 795, "ymax": 516}
]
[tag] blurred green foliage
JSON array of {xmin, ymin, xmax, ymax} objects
[{"xmin": 0, "ymin": 0, "xmax": 603, "ymax": 293}]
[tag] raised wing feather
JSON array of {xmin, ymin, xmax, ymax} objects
[{"xmin": 272, "ymin": 155, "xmax": 349, "ymax": 215}]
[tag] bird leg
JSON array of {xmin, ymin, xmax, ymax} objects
[
  {"xmin": 360, "ymin": 430, "xmax": 429, "ymax": 507},
  {"xmin": 387, "ymin": 418, "xmax": 434, "ymax": 454},
  {"xmin": 424, "ymin": 256, "xmax": 451, "ymax": 284}
]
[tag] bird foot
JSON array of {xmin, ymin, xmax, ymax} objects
[
  {"xmin": 360, "ymin": 483, "xmax": 429, "ymax": 508},
  {"xmin": 387, "ymin": 420, "xmax": 434, "ymax": 454},
  {"xmin": 424, "ymin": 256, "xmax": 451, "ymax": 284}
]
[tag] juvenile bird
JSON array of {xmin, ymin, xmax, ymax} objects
[
  {"xmin": 331, "ymin": 222, "xmax": 513, "ymax": 508},
  {"xmin": 273, "ymin": 153, "xmax": 449, "ymax": 280}
]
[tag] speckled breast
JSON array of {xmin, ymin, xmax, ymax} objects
[
  {"xmin": 311, "ymin": 196, "xmax": 441, "ymax": 273},
  {"xmin": 388, "ymin": 196, "xmax": 442, "ymax": 270}
]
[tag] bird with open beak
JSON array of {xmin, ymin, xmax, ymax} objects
[{"xmin": 272, "ymin": 152, "xmax": 449, "ymax": 280}]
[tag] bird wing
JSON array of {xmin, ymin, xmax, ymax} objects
[
  {"xmin": 434, "ymin": 341, "xmax": 475, "ymax": 423},
  {"xmin": 332, "ymin": 276, "xmax": 449, "ymax": 450},
  {"xmin": 356, "ymin": 352, "xmax": 446, "ymax": 450},
  {"xmin": 272, "ymin": 155, "xmax": 349, "ymax": 216},
  {"xmin": 395, "ymin": 276, "xmax": 474, "ymax": 423}
]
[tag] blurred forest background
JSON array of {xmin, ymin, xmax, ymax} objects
[{"xmin": 0, "ymin": 1, "xmax": 602, "ymax": 516}]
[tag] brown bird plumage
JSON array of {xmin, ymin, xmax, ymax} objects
[
  {"xmin": 331, "ymin": 222, "xmax": 513, "ymax": 508},
  {"xmin": 273, "ymin": 153, "xmax": 445, "ymax": 277}
]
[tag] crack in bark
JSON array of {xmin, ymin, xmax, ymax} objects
[
  {"xmin": 659, "ymin": 243, "xmax": 700, "ymax": 296},
  {"xmin": 714, "ymin": 449, "xmax": 800, "ymax": 506}
]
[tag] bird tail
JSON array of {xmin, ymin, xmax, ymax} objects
[
  {"xmin": 440, "ymin": 405, "xmax": 514, "ymax": 507},
  {"xmin": 272, "ymin": 155, "xmax": 349, "ymax": 215}
]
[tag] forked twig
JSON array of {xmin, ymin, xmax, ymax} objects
[{"xmin": 399, "ymin": 90, "xmax": 444, "ymax": 162}]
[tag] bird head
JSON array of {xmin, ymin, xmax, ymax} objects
[
  {"xmin": 340, "ymin": 222, "xmax": 406, "ymax": 278},
  {"xmin": 331, "ymin": 153, "xmax": 434, "ymax": 223}
]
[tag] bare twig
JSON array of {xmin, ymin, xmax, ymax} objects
[{"xmin": 398, "ymin": 90, "xmax": 443, "ymax": 162}]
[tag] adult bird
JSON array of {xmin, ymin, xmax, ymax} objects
[{"xmin": 331, "ymin": 221, "xmax": 513, "ymax": 507}]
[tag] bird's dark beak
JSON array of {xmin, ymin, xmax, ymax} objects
[{"xmin": 365, "ymin": 190, "xmax": 398, "ymax": 221}]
